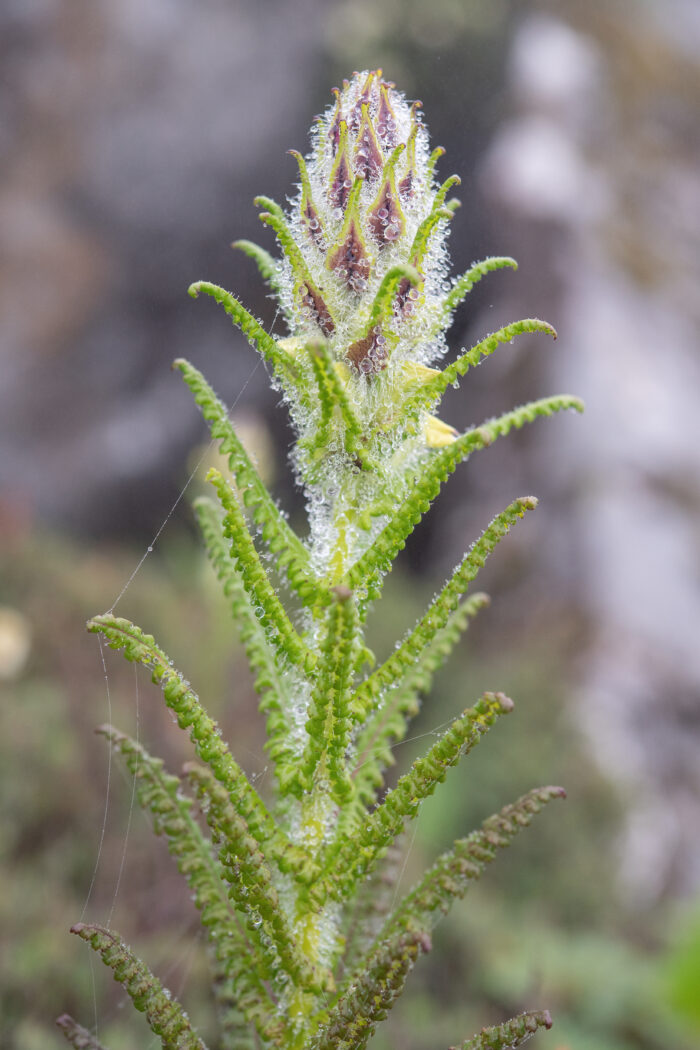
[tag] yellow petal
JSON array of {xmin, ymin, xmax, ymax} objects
[
  {"xmin": 399, "ymin": 361, "xmax": 440, "ymax": 385},
  {"xmin": 276, "ymin": 337, "xmax": 305, "ymax": 357},
  {"xmin": 424, "ymin": 413, "xmax": 458, "ymax": 448}
]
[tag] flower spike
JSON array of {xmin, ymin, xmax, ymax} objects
[{"xmin": 73, "ymin": 69, "xmax": 583, "ymax": 1050}]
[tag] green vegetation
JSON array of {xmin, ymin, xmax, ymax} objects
[{"xmin": 1, "ymin": 68, "xmax": 685, "ymax": 1050}]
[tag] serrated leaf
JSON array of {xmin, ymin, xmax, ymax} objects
[
  {"xmin": 406, "ymin": 318, "xmax": 557, "ymax": 418},
  {"xmin": 87, "ymin": 615, "xmax": 276, "ymax": 848},
  {"xmin": 231, "ymin": 239, "xmax": 284, "ymax": 299},
  {"xmin": 96, "ymin": 725, "xmax": 282, "ymax": 1043},
  {"xmin": 442, "ymin": 256, "xmax": 518, "ymax": 320},
  {"xmin": 306, "ymin": 341, "xmax": 364, "ymax": 459},
  {"xmin": 351, "ymin": 592, "xmax": 490, "ymax": 807},
  {"xmin": 457, "ymin": 1009, "xmax": 553, "ymax": 1049},
  {"xmin": 374, "ymin": 787, "xmax": 566, "ymax": 951},
  {"xmin": 174, "ymin": 359, "xmax": 317, "ymax": 605},
  {"xmin": 297, "ymin": 588, "xmax": 358, "ymax": 801},
  {"xmin": 184, "ymin": 762, "xmax": 328, "ymax": 995},
  {"xmin": 55, "ymin": 1016, "xmax": 110, "ymax": 1050},
  {"xmin": 352, "ymin": 498, "xmax": 535, "ymax": 722},
  {"xmin": 347, "ymin": 394, "xmax": 584, "ymax": 605},
  {"xmin": 193, "ymin": 496, "xmax": 299, "ymax": 781},
  {"xmin": 207, "ymin": 468, "xmax": 315, "ymax": 671},
  {"xmin": 310, "ymin": 930, "xmax": 429, "ymax": 1050},
  {"xmin": 326, "ymin": 693, "xmax": 513, "ymax": 897},
  {"xmin": 70, "ymin": 924, "xmax": 207, "ymax": 1050},
  {"xmin": 188, "ymin": 280, "xmax": 296, "ymax": 386}
]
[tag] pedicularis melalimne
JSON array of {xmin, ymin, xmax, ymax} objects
[{"xmin": 60, "ymin": 70, "xmax": 583, "ymax": 1050}]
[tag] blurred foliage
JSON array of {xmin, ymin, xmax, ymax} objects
[
  {"xmin": 663, "ymin": 901, "xmax": 700, "ymax": 1038},
  {"xmin": 0, "ymin": 517, "xmax": 694, "ymax": 1049}
]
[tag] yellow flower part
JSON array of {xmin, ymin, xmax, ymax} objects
[{"xmin": 423, "ymin": 413, "xmax": 458, "ymax": 448}]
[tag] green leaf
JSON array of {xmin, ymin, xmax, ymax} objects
[
  {"xmin": 210, "ymin": 953, "xmax": 257, "ymax": 1050},
  {"xmin": 376, "ymin": 786, "xmax": 566, "ymax": 949},
  {"xmin": 458, "ymin": 1010, "xmax": 553, "ymax": 1049},
  {"xmin": 310, "ymin": 930, "xmax": 429, "ymax": 1050},
  {"xmin": 367, "ymin": 263, "xmax": 421, "ymax": 329},
  {"xmin": 334, "ymin": 789, "xmax": 563, "ymax": 1049},
  {"xmin": 352, "ymin": 497, "xmax": 535, "ymax": 722},
  {"xmin": 443, "ymin": 256, "xmax": 518, "ymax": 319},
  {"xmin": 231, "ymin": 239, "xmax": 284, "ymax": 300},
  {"xmin": 297, "ymin": 587, "xmax": 358, "ymax": 801},
  {"xmin": 338, "ymin": 836, "xmax": 408, "ymax": 975},
  {"xmin": 306, "ymin": 341, "xmax": 364, "ymax": 459},
  {"xmin": 87, "ymin": 615, "xmax": 276, "ymax": 848},
  {"xmin": 184, "ymin": 762, "xmax": 328, "ymax": 996},
  {"xmin": 207, "ymin": 468, "xmax": 315, "ymax": 671},
  {"xmin": 347, "ymin": 394, "xmax": 584, "ymax": 603},
  {"xmin": 174, "ymin": 358, "xmax": 317, "ymax": 605},
  {"xmin": 96, "ymin": 725, "xmax": 282, "ymax": 1043},
  {"xmin": 187, "ymin": 280, "xmax": 296, "ymax": 385},
  {"xmin": 255, "ymin": 195, "xmax": 337, "ymax": 335},
  {"xmin": 351, "ymin": 592, "xmax": 490, "ymax": 807},
  {"xmin": 406, "ymin": 318, "xmax": 557, "ymax": 417},
  {"xmin": 193, "ymin": 497, "xmax": 298, "ymax": 781},
  {"xmin": 408, "ymin": 202, "xmax": 455, "ymax": 272},
  {"xmin": 70, "ymin": 924, "xmax": 207, "ymax": 1050},
  {"xmin": 55, "ymin": 1016, "xmax": 110, "ymax": 1050},
  {"xmin": 326, "ymin": 692, "xmax": 514, "ymax": 897}
]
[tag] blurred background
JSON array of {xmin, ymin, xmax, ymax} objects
[{"xmin": 2, "ymin": 0, "xmax": 700, "ymax": 1047}]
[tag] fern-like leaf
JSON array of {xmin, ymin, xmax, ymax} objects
[
  {"xmin": 70, "ymin": 924, "xmax": 207, "ymax": 1050},
  {"xmin": 184, "ymin": 762, "xmax": 328, "ymax": 995},
  {"xmin": 310, "ymin": 930, "xmax": 429, "ymax": 1050},
  {"xmin": 377, "ymin": 787, "xmax": 565, "ymax": 948},
  {"xmin": 406, "ymin": 319, "xmax": 557, "ymax": 418},
  {"xmin": 193, "ymin": 496, "xmax": 298, "ymax": 780},
  {"xmin": 297, "ymin": 587, "xmax": 358, "ymax": 800},
  {"xmin": 87, "ymin": 615, "xmax": 276, "ymax": 848},
  {"xmin": 365, "ymin": 263, "xmax": 421, "ymax": 330},
  {"xmin": 207, "ymin": 468, "xmax": 315, "ymax": 671},
  {"xmin": 348, "ymin": 394, "xmax": 584, "ymax": 602},
  {"xmin": 188, "ymin": 280, "xmax": 297, "ymax": 386},
  {"xmin": 443, "ymin": 256, "xmax": 518, "ymax": 319},
  {"xmin": 174, "ymin": 358, "xmax": 317, "ymax": 604},
  {"xmin": 231, "ymin": 239, "xmax": 284, "ymax": 299},
  {"xmin": 334, "ymin": 789, "xmax": 563, "ymax": 1045},
  {"xmin": 351, "ymin": 592, "xmax": 490, "ymax": 807},
  {"xmin": 327, "ymin": 693, "xmax": 513, "ymax": 896},
  {"xmin": 210, "ymin": 951, "xmax": 257, "ymax": 1050},
  {"xmin": 95, "ymin": 725, "xmax": 283, "ymax": 1042},
  {"xmin": 456, "ymin": 1010, "xmax": 553, "ymax": 1049},
  {"xmin": 55, "ymin": 1016, "xmax": 109, "ymax": 1050},
  {"xmin": 352, "ymin": 497, "xmax": 535, "ymax": 721},
  {"xmin": 306, "ymin": 341, "xmax": 364, "ymax": 459}
]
